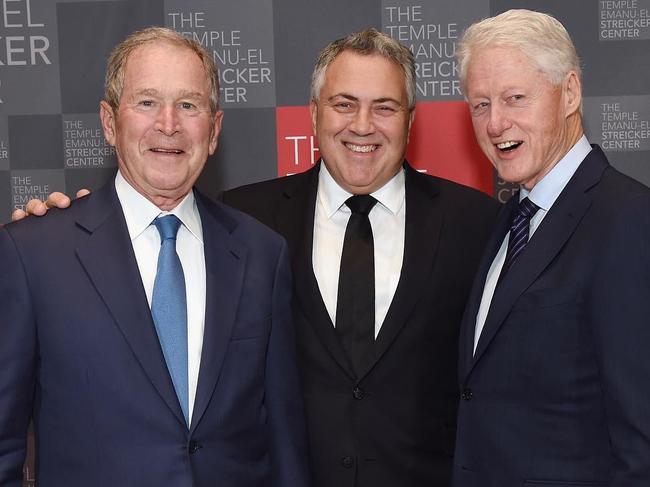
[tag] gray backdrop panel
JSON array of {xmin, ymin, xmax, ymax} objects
[{"xmin": 0, "ymin": 1, "xmax": 647, "ymax": 484}]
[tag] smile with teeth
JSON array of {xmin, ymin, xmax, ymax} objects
[
  {"xmin": 496, "ymin": 140, "xmax": 522, "ymax": 151},
  {"xmin": 345, "ymin": 143, "xmax": 378, "ymax": 153}
]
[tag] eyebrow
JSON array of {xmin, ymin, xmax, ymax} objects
[
  {"xmin": 132, "ymin": 88, "xmax": 205, "ymax": 100},
  {"xmin": 327, "ymin": 93, "xmax": 403, "ymax": 105}
]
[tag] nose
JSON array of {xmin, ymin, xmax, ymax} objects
[
  {"xmin": 348, "ymin": 106, "xmax": 375, "ymax": 136},
  {"xmin": 155, "ymin": 104, "xmax": 181, "ymax": 136},
  {"xmin": 486, "ymin": 104, "xmax": 511, "ymax": 138}
]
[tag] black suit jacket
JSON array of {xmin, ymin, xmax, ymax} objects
[
  {"xmin": 454, "ymin": 146, "xmax": 650, "ymax": 487},
  {"xmin": 223, "ymin": 162, "xmax": 500, "ymax": 487}
]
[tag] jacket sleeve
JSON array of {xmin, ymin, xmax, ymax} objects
[
  {"xmin": 590, "ymin": 191, "xmax": 650, "ymax": 485},
  {"xmin": 265, "ymin": 239, "xmax": 311, "ymax": 487},
  {"xmin": 0, "ymin": 227, "xmax": 37, "ymax": 486}
]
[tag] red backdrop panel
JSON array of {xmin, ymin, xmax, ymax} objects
[
  {"xmin": 407, "ymin": 101, "xmax": 493, "ymax": 195},
  {"xmin": 276, "ymin": 102, "xmax": 493, "ymax": 195},
  {"xmin": 276, "ymin": 106, "xmax": 319, "ymax": 176}
]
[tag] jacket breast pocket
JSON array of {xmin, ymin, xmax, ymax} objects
[
  {"xmin": 229, "ymin": 314, "xmax": 271, "ymax": 340},
  {"xmin": 512, "ymin": 283, "xmax": 581, "ymax": 311}
]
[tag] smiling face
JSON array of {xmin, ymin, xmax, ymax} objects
[
  {"xmin": 310, "ymin": 50, "xmax": 414, "ymax": 195},
  {"xmin": 100, "ymin": 41, "xmax": 223, "ymax": 210},
  {"xmin": 464, "ymin": 46, "xmax": 582, "ymax": 190}
]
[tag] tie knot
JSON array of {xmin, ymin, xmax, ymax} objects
[
  {"xmin": 517, "ymin": 197, "xmax": 539, "ymax": 219},
  {"xmin": 154, "ymin": 215, "xmax": 182, "ymax": 241},
  {"xmin": 345, "ymin": 195, "xmax": 377, "ymax": 216}
]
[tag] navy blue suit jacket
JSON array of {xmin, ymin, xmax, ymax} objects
[
  {"xmin": 0, "ymin": 182, "xmax": 309, "ymax": 486},
  {"xmin": 454, "ymin": 146, "xmax": 650, "ymax": 487}
]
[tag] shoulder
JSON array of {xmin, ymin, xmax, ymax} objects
[
  {"xmin": 599, "ymin": 165, "xmax": 650, "ymax": 201},
  {"xmin": 581, "ymin": 145, "xmax": 649, "ymax": 205},
  {"xmin": 196, "ymin": 190, "xmax": 287, "ymax": 250},
  {"xmin": 584, "ymin": 152, "xmax": 650, "ymax": 222},
  {"xmin": 221, "ymin": 170, "xmax": 314, "ymax": 208},
  {"xmin": 597, "ymin": 169, "xmax": 650, "ymax": 240},
  {"xmin": 219, "ymin": 168, "xmax": 318, "ymax": 229},
  {"xmin": 406, "ymin": 166, "xmax": 501, "ymax": 218},
  {"xmin": 4, "ymin": 185, "xmax": 113, "ymax": 245}
]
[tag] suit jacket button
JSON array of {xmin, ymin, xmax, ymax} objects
[
  {"xmin": 341, "ymin": 456, "xmax": 354, "ymax": 468},
  {"xmin": 353, "ymin": 387, "xmax": 365, "ymax": 400},
  {"xmin": 188, "ymin": 441, "xmax": 202, "ymax": 454},
  {"xmin": 461, "ymin": 388, "xmax": 473, "ymax": 400}
]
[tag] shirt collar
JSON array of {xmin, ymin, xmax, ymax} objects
[
  {"xmin": 520, "ymin": 135, "xmax": 592, "ymax": 211},
  {"xmin": 114, "ymin": 170, "xmax": 203, "ymax": 243},
  {"xmin": 317, "ymin": 161, "xmax": 406, "ymax": 218}
]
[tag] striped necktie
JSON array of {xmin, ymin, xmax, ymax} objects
[{"xmin": 498, "ymin": 197, "xmax": 540, "ymax": 282}]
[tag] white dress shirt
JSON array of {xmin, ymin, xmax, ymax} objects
[
  {"xmin": 473, "ymin": 135, "xmax": 592, "ymax": 353},
  {"xmin": 115, "ymin": 171, "xmax": 206, "ymax": 422},
  {"xmin": 312, "ymin": 163, "xmax": 406, "ymax": 338}
]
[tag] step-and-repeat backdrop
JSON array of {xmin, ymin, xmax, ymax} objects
[{"xmin": 0, "ymin": 0, "xmax": 648, "ymax": 483}]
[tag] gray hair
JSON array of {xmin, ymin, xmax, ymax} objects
[
  {"xmin": 310, "ymin": 28, "xmax": 416, "ymax": 110},
  {"xmin": 456, "ymin": 9, "xmax": 581, "ymax": 92},
  {"xmin": 105, "ymin": 26, "xmax": 220, "ymax": 115}
]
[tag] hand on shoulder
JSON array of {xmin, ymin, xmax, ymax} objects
[{"xmin": 11, "ymin": 189, "xmax": 91, "ymax": 221}]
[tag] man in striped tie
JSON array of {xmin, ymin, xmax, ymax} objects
[{"xmin": 453, "ymin": 9, "xmax": 650, "ymax": 487}]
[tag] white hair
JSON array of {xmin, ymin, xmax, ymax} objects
[{"xmin": 457, "ymin": 9, "xmax": 581, "ymax": 92}]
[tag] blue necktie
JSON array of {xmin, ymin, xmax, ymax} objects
[
  {"xmin": 151, "ymin": 215, "xmax": 189, "ymax": 425},
  {"xmin": 498, "ymin": 197, "xmax": 540, "ymax": 282}
]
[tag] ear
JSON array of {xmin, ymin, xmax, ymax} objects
[
  {"xmin": 564, "ymin": 71, "xmax": 582, "ymax": 118},
  {"xmin": 309, "ymin": 99, "xmax": 319, "ymax": 134},
  {"xmin": 99, "ymin": 100, "xmax": 117, "ymax": 146},
  {"xmin": 209, "ymin": 110, "xmax": 224, "ymax": 155}
]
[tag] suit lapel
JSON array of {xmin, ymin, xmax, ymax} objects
[
  {"xmin": 279, "ymin": 164, "xmax": 357, "ymax": 379},
  {"xmin": 469, "ymin": 147, "xmax": 608, "ymax": 374},
  {"xmin": 190, "ymin": 193, "xmax": 247, "ymax": 431},
  {"xmin": 75, "ymin": 184, "xmax": 187, "ymax": 427},
  {"xmin": 458, "ymin": 198, "xmax": 517, "ymax": 381},
  {"xmin": 360, "ymin": 165, "xmax": 443, "ymax": 379}
]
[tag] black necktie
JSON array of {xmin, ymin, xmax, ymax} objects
[
  {"xmin": 336, "ymin": 195, "xmax": 378, "ymax": 376},
  {"xmin": 498, "ymin": 197, "xmax": 540, "ymax": 282}
]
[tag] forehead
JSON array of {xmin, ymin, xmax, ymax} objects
[
  {"xmin": 321, "ymin": 50, "xmax": 407, "ymax": 100},
  {"xmin": 122, "ymin": 41, "xmax": 208, "ymax": 91},
  {"xmin": 465, "ymin": 46, "xmax": 543, "ymax": 92}
]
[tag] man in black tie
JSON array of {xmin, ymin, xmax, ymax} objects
[
  {"xmin": 453, "ymin": 10, "xmax": 650, "ymax": 486},
  {"xmin": 221, "ymin": 29, "xmax": 500, "ymax": 486}
]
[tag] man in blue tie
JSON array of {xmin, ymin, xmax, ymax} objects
[
  {"xmin": 453, "ymin": 10, "xmax": 650, "ymax": 486},
  {"xmin": 0, "ymin": 27, "xmax": 309, "ymax": 487}
]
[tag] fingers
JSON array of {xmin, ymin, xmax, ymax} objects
[
  {"xmin": 11, "ymin": 189, "xmax": 89, "ymax": 222},
  {"xmin": 11, "ymin": 208, "xmax": 29, "ymax": 222},
  {"xmin": 44, "ymin": 192, "xmax": 72, "ymax": 209},
  {"xmin": 24, "ymin": 199, "xmax": 49, "ymax": 216}
]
